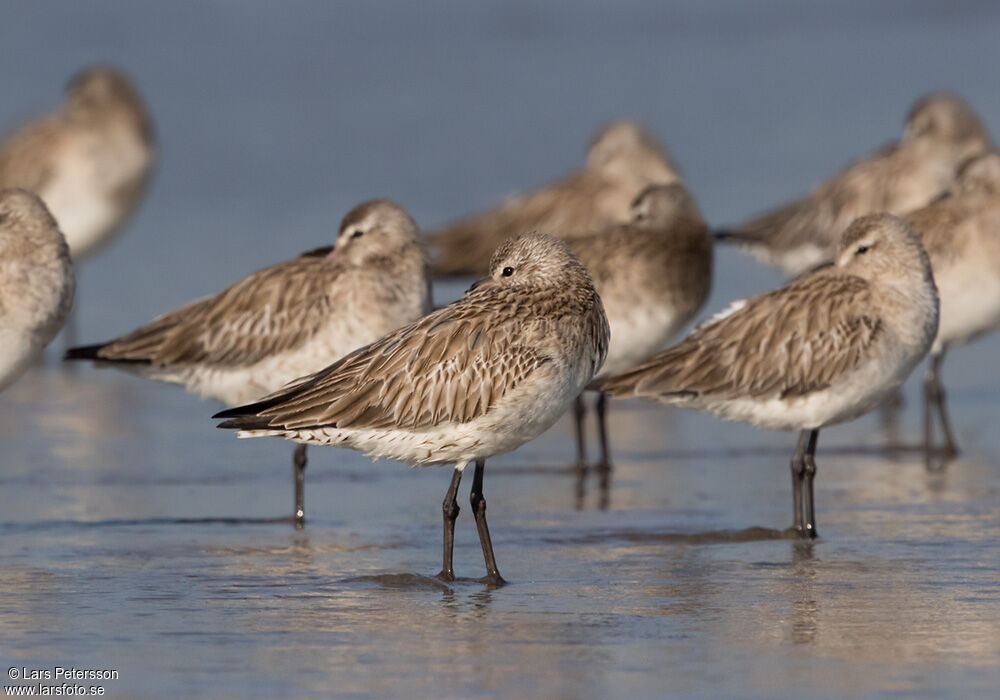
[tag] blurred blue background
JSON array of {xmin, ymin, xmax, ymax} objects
[{"xmin": 2, "ymin": 0, "xmax": 999, "ymax": 334}]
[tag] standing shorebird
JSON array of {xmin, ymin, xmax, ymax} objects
[
  {"xmin": 596, "ymin": 215, "xmax": 939, "ymax": 537},
  {"xmin": 568, "ymin": 183, "xmax": 712, "ymax": 475},
  {"xmin": 904, "ymin": 152, "xmax": 1000, "ymax": 470},
  {"xmin": 717, "ymin": 93, "xmax": 993, "ymax": 275},
  {"xmin": 426, "ymin": 121, "xmax": 680, "ymax": 277},
  {"xmin": 0, "ymin": 66, "xmax": 155, "ymax": 261},
  {"xmin": 215, "ymin": 234, "xmax": 609, "ymax": 584},
  {"xmin": 65, "ymin": 200, "xmax": 430, "ymax": 526},
  {"xmin": 0, "ymin": 189, "xmax": 75, "ymax": 392}
]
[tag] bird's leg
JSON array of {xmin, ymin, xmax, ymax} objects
[
  {"xmin": 436, "ymin": 466, "xmax": 464, "ymax": 582},
  {"xmin": 293, "ymin": 444, "xmax": 307, "ymax": 529},
  {"xmin": 63, "ymin": 267, "xmax": 79, "ymax": 353},
  {"xmin": 802, "ymin": 430, "xmax": 820, "ymax": 539},
  {"xmin": 923, "ymin": 362, "xmax": 935, "ymax": 466},
  {"xmin": 931, "ymin": 351, "xmax": 958, "ymax": 461},
  {"xmin": 924, "ymin": 350, "xmax": 958, "ymax": 471},
  {"xmin": 595, "ymin": 391, "xmax": 612, "ymax": 475},
  {"xmin": 573, "ymin": 394, "xmax": 588, "ymax": 473},
  {"xmin": 60, "ymin": 303, "xmax": 79, "ymax": 372},
  {"xmin": 789, "ymin": 430, "xmax": 809, "ymax": 535},
  {"xmin": 470, "ymin": 459, "xmax": 505, "ymax": 586},
  {"xmin": 596, "ymin": 391, "xmax": 612, "ymax": 509},
  {"xmin": 878, "ymin": 389, "xmax": 904, "ymax": 452}
]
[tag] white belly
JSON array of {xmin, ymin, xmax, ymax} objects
[
  {"xmin": 597, "ymin": 305, "xmax": 685, "ymax": 379},
  {"xmin": 39, "ymin": 134, "xmax": 150, "ymax": 260},
  {"xmin": 934, "ymin": 263, "xmax": 1000, "ymax": 352},
  {"xmin": 684, "ymin": 338, "xmax": 925, "ymax": 432}
]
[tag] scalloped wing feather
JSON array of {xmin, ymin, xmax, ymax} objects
[
  {"xmin": 253, "ymin": 296, "xmax": 550, "ymax": 432},
  {"xmin": 600, "ymin": 272, "xmax": 880, "ymax": 401}
]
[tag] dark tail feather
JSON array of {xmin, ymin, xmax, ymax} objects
[
  {"xmin": 213, "ymin": 397, "xmax": 280, "ymax": 421},
  {"xmin": 64, "ymin": 343, "xmax": 151, "ymax": 365},
  {"xmin": 214, "ymin": 391, "xmax": 296, "ymax": 430},
  {"xmin": 64, "ymin": 343, "xmax": 107, "ymax": 361},
  {"xmin": 216, "ymin": 415, "xmax": 275, "ymax": 431}
]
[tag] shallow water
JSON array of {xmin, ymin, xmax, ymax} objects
[{"xmin": 2, "ymin": 2, "xmax": 1000, "ymax": 698}]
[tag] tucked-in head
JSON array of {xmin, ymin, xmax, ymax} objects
[
  {"xmin": 629, "ymin": 183, "xmax": 701, "ymax": 227},
  {"xmin": 835, "ymin": 213, "xmax": 932, "ymax": 283},
  {"xmin": 65, "ymin": 66, "xmax": 147, "ymax": 115},
  {"xmin": 956, "ymin": 151, "xmax": 1000, "ymax": 193},
  {"xmin": 334, "ymin": 199, "xmax": 422, "ymax": 265},
  {"xmin": 904, "ymin": 93, "xmax": 993, "ymax": 152},
  {"xmin": 64, "ymin": 65, "xmax": 153, "ymax": 142},
  {"xmin": 586, "ymin": 120, "xmax": 679, "ymax": 185},
  {"xmin": 0, "ymin": 189, "xmax": 66, "ymax": 260},
  {"xmin": 486, "ymin": 232, "xmax": 593, "ymax": 290}
]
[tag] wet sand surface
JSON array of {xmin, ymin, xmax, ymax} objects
[{"xmin": 2, "ymin": 2, "xmax": 1000, "ymax": 697}]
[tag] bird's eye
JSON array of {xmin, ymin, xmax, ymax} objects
[
  {"xmin": 501, "ymin": 266, "xmax": 514, "ymax": 277},
  {"xmin": 351, "ymin": 229, "xmax": 364, "ymax": 239},
  {"xmin": 856, "ymin": 245, "xmax": 869, "ymax": 255}
]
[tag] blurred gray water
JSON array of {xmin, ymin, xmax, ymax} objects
[{"xmin": 2, "ymin": 1, "xmax": 1000, "ymax": 698}]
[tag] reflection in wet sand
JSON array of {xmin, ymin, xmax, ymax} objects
[{"xmin": 2, "ymin": 366, "xmax": 144, "ymax": 464}]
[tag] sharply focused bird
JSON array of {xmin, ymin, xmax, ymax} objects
[
  {"xmin": 66, "ymin": 199, "xmax": 430, "ymax": 526},
  {"xmin": 904, "ymin": 151, "xmax": 1000, "ymax": 470},
  {"xmin": 426, "ymin": 121, "xmax": 680, "ymax": 277},
  {"xmin": 215, "ymin": 234, "xmax": 610, "ymax": 584},
  {"xmin": 597, "ymin": 215, "xmax": 939, "ymax": 537},
  {"xmin": 568, "ymin": 183, "xmax": 712, "ymax": 474},
  {"xmin": 0, "ymin": 189, "xmax": 75, "ymax": 393},
  {"xmin": 717, "ymin": 93, "xmax": 993, "ymax": 275}
]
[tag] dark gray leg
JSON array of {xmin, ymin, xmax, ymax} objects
[
  {"xmin": 923, "ymin": 368, "xmax": 934, "ymax": 466},
  {"xmin": 64, "ymin": 269, "xmax": 79, "ymax": 352},
  {"xmin": 436, "ymin": 467, "xmax": 464, "ymax": 582},
  {"xmin": 595, "ymin": 392, "xmax": 612, "ymax": 473},
  {"xmin": 879, "ymin": 389, "xmax": 904, "ymax": 451},
  {"xmin": 574, "ymin": 394, "xmax": 588, "ymax": 472},
  {"xmin": 789, "ymin": 431, "xmax": 809, "ymax": 535},
  {"xmin": 802, "ymin": 430, "xmax": 819, "ymax": 539},
  {"xmin": 470, "ymin": 459, "xmax": 505, "ymax": 586},
  {"xmin": 293, "ymin": 444, "xmax": 307, "ymax": 529},
  {"xmin": 924, "ymin": 350, "xmax": 959, "ymax": 472}
]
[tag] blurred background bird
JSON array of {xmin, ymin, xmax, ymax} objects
[
  {"xmin": 425, "ymin": 120, "xmax": 680, "ymax": 277},
  {"xmin": 567, "ymin": 182, "xmax": 712, "ymax": 480},
  {"xmin": 716, "ymin": 93, "xmax": 993, "ymax": 275}
]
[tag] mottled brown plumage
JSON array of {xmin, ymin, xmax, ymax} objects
[
  {"xmin": 600, "ymin": 273, "xmax": 879, "ymax": 401},
  {"xmin": 68, "ymin": 198, "xmax": 430, "ymax": 526},
  {"xmin": 216, "ymin": 233, "xmax": 610, "ymax": 582},
  {"xmin": 220, "ymin": 233, "xmax": 609, "ymax": 443},
  {"xmin": 67, "ymin": 199, "xmax": 430, "ymax": 406},
  {"xmin": 597, "ymin": 214, "xmax": 939, "ymax": 537},
  {"xmin": 597, "ymin": 214, "xmax": 938, "ymax": 432},
  {"xmin": 723, "ymin": 93, "xmax": 993, "ymax": 275},
  {"xmin": 426, "ymin": 121, "xmax": 680, "ymax": 276}
]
